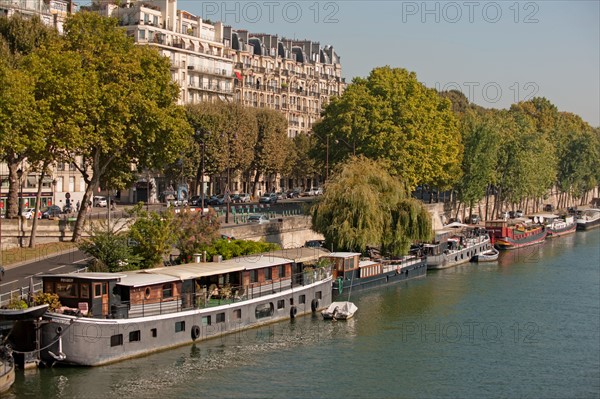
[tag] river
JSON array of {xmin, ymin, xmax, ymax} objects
[{"xmin": 6, "ymin": 229, "xmax": 600, "ymax": 399}]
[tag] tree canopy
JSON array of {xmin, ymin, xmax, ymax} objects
[
  {"xmin": 312, "ymin": 156, "xmax": 432, "ymax": 256},
  {"xmin": 312, "ymin": 66, "xmax": 463, "ymax": 190}
]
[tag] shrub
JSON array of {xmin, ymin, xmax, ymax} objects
[{"xmin": 32, "ymin": 292, "xmax": 62, "ymax": 312}]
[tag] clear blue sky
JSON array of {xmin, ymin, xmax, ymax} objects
[{"xmin": 177, "ymin": 1, "xmax": 599, "ymax": 126}]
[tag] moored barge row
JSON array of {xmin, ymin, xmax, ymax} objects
[{"xmin": 424, "ymin": 226, "xmax": 491, "ymax": 269}]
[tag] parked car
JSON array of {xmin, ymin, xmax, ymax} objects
[
  {"xmin": 304, "ymin": 240, "xmax": 324, "ymax": 248},
  {"xmin": 42, "ymin": 205, "xmax": 62, "ymax": 219},
  {"xmin": 248, "ymin": 214, "xmax": 269, "ymax": 224},
  {"xmin": 259, "ymin": 193, "xmax": 278, "ymax": 204},
  {"xmin": 22, "ymin": 207, "xmax": 41, "ymax": 219},
  {"xmin": 469, "ymin": 214, "xmax": 481, "ymax": 224},
  {"xmin": 189, "ymin": 196, "xmax": 201, "ymax": 206},
  {"xmin": 207, "ymin": 195, "xmax": 225, "ymax": 206},
  {"xmin": 515, "ymin": 210, "xmax": 524, "ymax": 218},
  {"xmin": 302, "ymin": 188, "xmax": 318, "ymax": 197},
  {"xmin": 233, "ymin": 193, "xmax": 251, "ymax": 203},
  {"xmin": 500, "ymin": 211, "xmax": 510, "ymax": 220},
  {"xmin": 543, "ymin": 204, "xmax": 555, "ymax": 212},
  {"xmin": 94, "ymin": 196, "xmax": 107, "ymax": 207},
  {"xmin": 315, "ymin": 187, "xmax": 323, "ymax": 195},
  {"xmin": 274, "ymin": 192, "xmax": 286, "ymax": 200},
  {"xmin": 286, "ymin": 189, "xmax": 300, "ymax": 199}
]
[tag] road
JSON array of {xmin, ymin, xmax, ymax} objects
[{"xmin": 0, "ymin": 249, "xmax": 89, "ymax": 295}]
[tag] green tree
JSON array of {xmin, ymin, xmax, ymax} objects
[
  {"xmin": 43, "ymin": 12, "xmax": 190, "ymax": 241},
  {"xmin": 0, "ymin": 16, "xmax": 56, "ymax": 219},
  {"xmin": 173, "ymin": 208, "xmax": 221, "ymax": 259},
  {"xmin": 289, "ymin": 133, "xmax": 318, "ymax": 189},
  {"xmin": 78, "ymin": 227, "xmax": 142, "ymax": 272},
  {"xmin": 127, "ymin": 205, "xmax": 177, "ymax": 269},
  {"xmin": 312, "ymin": 156, "xmax": 432, "ymax": 255},
  {"xmin": 250, "ymin": 109, "xmax": 291, "ymax": 195},
  {"xmin": 313, "ymin": 66, "xmax": 463, "ymax": 190}
]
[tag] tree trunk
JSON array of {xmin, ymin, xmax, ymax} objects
[
  {"xmin": 29, "ymin": 167, "xmax": 48, "ymax": 248},
  {"xmin": 252, "ymin": 169, "xmax": 261, "ymax": 198},
  {"xmin": 5, "ymin": 159, "xmax": 23, "ymax": 219},
  {"xmin": 484, "ymin": 185, "xmax": 490, "ymax": 221},
  {"xmin": 71, "ymin": 178, "xmax": 97, "ymax": 242}
]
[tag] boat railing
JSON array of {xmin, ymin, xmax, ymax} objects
[{"xmin": 119, "ymin": 267, "xmax": 332, "ymax": 317}]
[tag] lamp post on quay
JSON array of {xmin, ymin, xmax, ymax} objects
[
  {"xmin": 195, "ymin": 129, "xmax": 210, "ymax": 215},
  {"xmin": 223, "ymin": 132, "xmax": 237, "ymax": 224},
  {"xmin": 17, "ymin": 168, "xmax": 23, "ymax": 247}
]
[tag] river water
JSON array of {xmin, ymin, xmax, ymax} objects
[{"xmin": 6, "ymin": 230, "xmax": 600, "ymax": 399}]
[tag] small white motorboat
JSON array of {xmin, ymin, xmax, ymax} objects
[
  {"xmin": 473, "ymin": 247, "xmax": 499, "ymax": 262},
  {"xmin": 321, "ymin": 301, "xmax": 358, "ymax": 320}
]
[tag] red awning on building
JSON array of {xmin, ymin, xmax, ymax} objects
[{"xmin": 235, "ymin": 71, "xmax": 242, "ymax": 80}]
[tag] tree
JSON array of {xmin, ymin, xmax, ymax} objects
[
  {"xmin": 313, "ymin": 66, "xmax": 463, "ymax": 190},
  {"xmin": 0, "ymin": 16, "xmax": 56, "ymax": 219},
  {"xmin": 172, "ymin": 208, "xmax": 221, "ymax": 260},
  {"xmin": 312, "ymin": 156, "xmax": 432, "ymax": 256},
  {"xmin": 127, "ymin": 205, "xmax": 177, "ymax": 269},
  {"xmin": 289, "ymin": 133, "xmax": 318, "ymax": 189},
  {"xmin": 250, "ymin": 109, "xmax": 290, "ymax": 195},
  {"xmin": 40, "ymin": 12, "xmax": 191, "ymax": 241},
  {"xmin": 78, "ymin": 227, "xmax": 142, "ymax": 272}
]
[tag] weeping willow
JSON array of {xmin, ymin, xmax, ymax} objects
[{"xmin": 312, "ymin": 156, "xmax": 432, "ymax": 256}]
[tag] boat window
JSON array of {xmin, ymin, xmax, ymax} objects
[
  {"xmin": 316, "ymin": 291, "xmax": 322, "ymax": 300},
  {"xmin": 102, "ymin": 283, "xmax": 107, "ymax": 295},
  {"xmin": 299, "ymin": 294, "xmax": 306, "ymax": 304},
  {"xmin": 55, "ymin": 282, "xmax": 78, "ymax": 298},
  {"xmin": 145, "ymin": 287, "xmax": 151, "ymax": 299},
  {"xmin": 250, "ymin": 270, "xmax": 258, "ymax": 283},
  {"xmin": 94, "ymin": 283, "xmax": 102, "ymax": 297},
  {"xmin": 277, "ymin": 299, "xmax": 285, "ymax": 309},
  {"xmin": 163, "ymin": 283, "xmax": 173, "ymax": 298},
  {"xmin": 129, "ymin": 330, "xmax": 141, "ymax": 342},
  {"xmin": 265, "ymin": 267, "xmax": 272, "ymax": 281},
  {"xmin": 216, "ymin": 313, "xmax": 225, "ymax": 323},
  {"xmin": 151, "ymin": 328, "xmax": 157, "ymax": 337},
  {"xmin": 44, "ymin": 281, "xmax": 54, "ymax": 294},
  {"xmin": 233, "ymin": 309, "xmax": 242, "ymax": 319},
  {"xmin": 255, "ymin": 303, "xmax": 274, "ymax": 319},
  {"xmin": 278, "ymin": 265, "xmax": 285, "ymax": 278},
  {"xmin": 110, "ymin": 334, "xmax": 123, "ymax": 347},
  {"xmin": 175, "ymin": 321, "xmax": 186, "ymax": 332},
  {"xmin": 80, "ymin": 284, "xmax": 90, "ymax": 299}
]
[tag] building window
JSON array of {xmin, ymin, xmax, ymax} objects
[
  {"xmin": 110, "ymin": 334, "xmax": 123, "ymax": 347},
  {"xmin": 151, "ymin": 328, "xmax": 157, "ymax": 338},
  {"xmin": 68, "ymin": 176, "xmax": 75, "ymax": 192},
  {"xmin": 162, "ymin": 283, "xmax": 173, "ymax": 298},
  {"xmin": 175, "ymin": 321, "xmax": 185, "ymax": 332},
  {"xmin": 202, "ymin": 316, "xmax": 211, "ymax": 326},
  {"xmin": 216, "ymin": 313, "xmax": 225, "ymax": 323},
  {"xmin": 264, "ymin": 267, "xmax": 272, "ymax": 281},
  {"xmin": 129, "ymin": 330, "xmax": 141, "ymax": 342},
  {"xmin": 250, "ymin": 270, "xmax": 258, "ymax": 283},
  {"xmin": 277, "ymin": 299, "xmax": 285, "ymax": 309},
  {"xmin": 299, "ymin": 294, "xmax": 306, "ymax": 304}
]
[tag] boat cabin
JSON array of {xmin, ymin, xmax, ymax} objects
[
  {"xmin": 485, "ymin": 219, "xmax": 542, "ymax": 241},
  {"xmin": 322, "ymin": 252, "xmax": 361, "ymax": 280},
  {"xmin": 41, "ymin": 273, "xmax": 125, "ymax": 318}
]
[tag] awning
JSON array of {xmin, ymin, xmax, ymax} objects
[{"xmin": 235, "ymin": 71, "xmax": 242, "ymax": 80}]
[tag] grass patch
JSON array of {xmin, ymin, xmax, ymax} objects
[{"xmin": 1, "ymin": 242, "xmax": 77, "ymax": 267}]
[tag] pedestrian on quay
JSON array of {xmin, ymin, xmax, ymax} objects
[
  {"xmin": 76, "ymin": 200, "xmax": 80, "ymax": 211},
  {"xmin": 0, "ymin": 265, "xmax": 5, "ymax": 281}
]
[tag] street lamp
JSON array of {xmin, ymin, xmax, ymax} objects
[
  {"xmin": 17, "ymin": 168, "xmax": 23, "ymax": 247},
  {"xmin": 196, "ymin": 129, "xmax": 210, "ymax": 215},
  {"xmin": 223, "ymin": 132, "xmax": 237, "ymax": 224},
  {"xmin": 335, "ymin": 137, "xmax": 356, "ymax": 156}
]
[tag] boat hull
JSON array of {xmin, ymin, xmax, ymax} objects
[
  {"xmin": 473, "ymin": 248, "xmax": 499, "ymax": 262},
  {"xmin": 427, "ymin": 237, "xmax": 492, "ymax": 270},
  {"xmin": 494, "ymin": 230, "xmax": 547, "ymax": 250},
  {"xmin": 40, "ymin": 278, "xmax": 332, "ymax": 366},
  {"xmin": 332, "ymin": 259, "xmax": 426, "ymax": 298},
  {"xmin": 547, "ymin": 223, "xmax": 576, "ymax": 237},
  {"xmin": 576, "ymin": 216, "xmax": 600, "ymax": 231},
  {"xmin": 0, "ymin": 358, "xmax": 15, "ymax": 395}
]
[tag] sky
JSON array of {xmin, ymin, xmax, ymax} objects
[{"xmin": 172, "ymin": 0, "xmax": 599, "ymax": 127}]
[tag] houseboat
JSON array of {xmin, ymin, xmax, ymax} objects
[
  {"xmin": 529, "ymin": 214, "xmax": 576, "ymax": 238},
  {"xmin": 32, "ymin": 254, "xmax": 331, "ymax": 366},
  {"xmin": 486, "ymin": 219, "xmax": 547, "ymax": 250},
  {"xmin": 323, "ymin": 251, "xmax": 427, "ymax": 298},
  {"xmin": 424, "ymin": 227, "xmax": 492, "ymax": 269},
  {"xmin": 576, "ymin": 208, "xmax": 600, "ymax": 230},
  {"xmin": 0, "ymin": 346, "xmax": 15, "ymax": 395}
]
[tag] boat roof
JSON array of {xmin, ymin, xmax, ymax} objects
[
  {"xmin": 39, "ymin": 272, "xmax": 126, "ymax": 281},
  {"xmin": 359, "ymin": 260, "xmax": 379, "ymax": 267},
  {"xmin": 143, "ymin": 255, "xmax": 293, "ymax": 279},
  {"xmin": 326, "ymin": 252, "xmax": 361, "ymax": 258},
  {"xmin": 117, "ymin": 272, "xmax": 180, "ymax": 287},
  {"xmin": 260, "ymin": 247, "xmax": 330, "ymax": 263},
  {"xmin": 444, "ymin": 222, "xmax": 468, "ymax": 228},
  {"xmin": 528, "ymin": 213, "xmax": 559, "ymax": 219}
]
